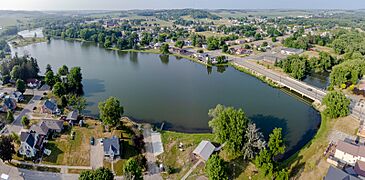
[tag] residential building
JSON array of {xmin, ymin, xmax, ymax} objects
[
  {"xmin": 324, "ymin": 166, "xmax": 359, "ymax": 180},
  {"xmin": 280, "ymin": 47, "xmax": 304, "ymax": 55},
  {"xmin": 103, "ymin": 136, "xmax": 121, "ymax": 158},
  {"xmin": 354, "ymin": 161, "xmax": 365, "ymax": 178},
  {"xmin": 41, "ymin": 99, "xmax": 60, "ymax": 115},
  {"xmin": 193, "ymin": 140, "xmax": 215, "ymax": 161},
  {"xmin": 26, "ymin": 79, "xmax": 41, "ymax": 88},
  {"xmin": 19, "ymin": 132, "xmax": 45, "ymax": 158},
  {"xmin": 9, "ymin": 91, "xmax": 24, "ymax": 102},
  {"xmin": 334, "ymin": 141, "xmax": 365, "ymax": 166},
  {"xmin": 0, "ymin": 97, "xmax": 16, "ymax": 112},
  {"xmin": 66, "ymin": 110, "xmax": 79, "ymax": 124},
  {"xmin": 29, "ymin": 119, "xmax": 64, "ymax": 137}
]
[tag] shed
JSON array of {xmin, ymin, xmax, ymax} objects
[{"xmin": 193, "ymin": 140, "xmax": 215, "ymax": 161}]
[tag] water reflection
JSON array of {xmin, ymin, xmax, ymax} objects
[{"xmin": 159, "ymin": 54, "xmax": 169, "ymax": 65}]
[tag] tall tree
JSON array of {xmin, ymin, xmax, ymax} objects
[
  {"xmin": 52, "ymin": 82, "xmax": 66, "ymax": 97},
  {"xmin": 58, "ymin": 65, "xmax": 69, "ymax": 76},
  {"xmin": 10, "ymin": 65, "xmax": 21, "ymax": 80},
  {"xmin": 242, "ymin": 122, "xmax": 266, "ymax": 160},
  {"xmin": 16, "ymin": 79, "xmax": 26, "ymax": 93},
  {"xmin": 45, "ymin": 70, "xmax": 56, "ymax": 87},
  {"xmin": 6, "ymin": 111, "xmax": 14, "ymax": 123},
  {"xmin": 123, "ymin": 158, "xmax": 143, "ymax": 180},
  {"xmin": 268, "ymin": 128, "xmax": 286, "ymax": 157},
  {"xmin": 98, "ymin": 97, "xmax": 124, "ymax": 127},
  {"xmin": 67, "ymin": 67, "xmax": 83, "ymax": 95},
  {"xmin": 68, "ymin": 95, "xmax": 87, "ymax": 113},
  {"xmin": 208, "ymin": 104, "xmax": 249, "ymax": 157},
  {"xmin": 160, "ymin": 43, "xmax": 170, "ymax": 54},
  {"xmin": 205, "ymin": 155, "xmax": 228, "ymax": 180},
  {"xmin": 0, "ymin": 136, "xmax": 15, "ymax": 162}
]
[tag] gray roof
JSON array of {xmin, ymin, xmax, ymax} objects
[
  {"xmin": 103, "ymin": 136, "xmax": 120, "ymax": 156},
  {"xmin": 281, "ymin": 47, "xmax": 304, "ymax": 54},
  {"xmin": 42, "ymin": 119, "xmax": 63, "ymax": 131},
  {"xmin": 193, "ymin": 140, "xmax": 215, "ymax": 161},
  {"xmin": 20, "ymin": 132, "xmax": 36, "ymax": 147},
  {"xmin": 67, "ymin": 110, "xmax": 79, "ymax": 120},
  {"xmin": 29, "ymin": 121, "xmax": 49, "ymax": 135},
  {"xmin": 325, "ymin": 166, "xmax": 359, "ymax": 180}
]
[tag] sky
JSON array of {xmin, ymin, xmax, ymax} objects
[{"xmin": 1, "ymin": 0, "xmax": 365, "ymax": 10}]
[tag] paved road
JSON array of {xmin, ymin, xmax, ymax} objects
[
  {"xmin": 0, "ymin": 161, "xmax": 78, "ymax": 180},
  {"xmin": 1, "ymin": 89, "xmax": 45, "ymax": 135}
]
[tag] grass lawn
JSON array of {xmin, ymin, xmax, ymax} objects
[
  {"xmin": 42, "ymin": 119, "xmax": 105, "ymax": 166},
  {"xmin": 68, "ymin": 168, "xmax": 87, "ymax": 174},
  {"xmin": 113, "ymin": 159, "xmax": 127, "ymax": 176},
  {"xmin": 158, "ymin": 131, "xmax": 215, "ymax": 179}
]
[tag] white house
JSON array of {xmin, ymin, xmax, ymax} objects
[
  {"xmin": 334, "ymin": 141, "xmax": 365, "ymax": 166},
  {"xmin": 280, "ymin": 47, "xmax": 304, "ymax": 55}
]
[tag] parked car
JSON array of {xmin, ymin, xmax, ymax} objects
[
  {"xmin": 100, "ymin": 138, "xmax": 104, "ymax": 145},
  {"xmin": 90, "ymin": 137, "xmax": 95, "ymax": 145}
]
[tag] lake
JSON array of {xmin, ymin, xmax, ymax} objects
[{"xmin": 12, "ymin": 39, "xmax": 321, "ymax": 156}]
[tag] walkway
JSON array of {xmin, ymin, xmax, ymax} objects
[
  {"xmin": 13, "ymin": 160, "xmax": 91, "ymax": 174},
  {"xmin": 181, "ymin": 159, "xmax": 203, "ymax": 180}
]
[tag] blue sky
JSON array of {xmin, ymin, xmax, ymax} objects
[{"xmin": 2, "ymin": 0, "xmax": 365, "ymax": 10}]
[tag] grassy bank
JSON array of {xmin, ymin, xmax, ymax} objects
[{"xmin": 10, "ymin": 37, "xmax": 47, "ymax": 48}]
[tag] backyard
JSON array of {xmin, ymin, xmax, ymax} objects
[{"xmin": 158, "ymin": 131, "xmax": 215, "ymax": 179}]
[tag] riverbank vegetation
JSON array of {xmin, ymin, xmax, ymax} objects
[{"xmin": 322, "ymin": 91, "xmax": 350, "ymax": 118}]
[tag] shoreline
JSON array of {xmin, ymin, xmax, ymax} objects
[{"xmin": 12, "ymin": 38, "xmax": 323, "ymax": 161}]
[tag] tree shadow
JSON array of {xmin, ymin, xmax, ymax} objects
[
  {"xmin": 42, "ymin": 142, "xmax": 64, "ymax": 164},
  {"xmin": 227, "ymin": 156, "xmax": 250, "ymax": 179},
  {"xmin": 82, "ymin": 78, "xmax": 106, "ymax": 97},
  {"xmin": 249, "ymin": 114, "xmax": 289, "ymax": 140}
]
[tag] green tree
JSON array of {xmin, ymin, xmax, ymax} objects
[
  {"xmin": 10, "ymin": 65, "xmax": 21, "ymax": 80},
  {"xmin": 268, "ymin": 128, "xmax": 285, "ymax": 157},
  {"xmin": 6, "ymin": 111, "xmax": 14, "ymax": 123},
  {"xmin": 79, "ymin": 167, "xmax": 113, "ymax": 180},
  {"xmin": 16, "ymin": 79, "xmax": 26, "ymax": 93},
  {"xmin": 175, "ymin": 40, "xmax": 184, "ymax": 48},
  {"xmin": 205, "ymin": 155, "xmax": 228, "ymax": 180},
  {"xmin": 68, "ymin": 95, "xmax": 87, "ymax": 113},
  {"xmin": 94, "ymin": 167, "xmax": 114, "ymax": 180},
  {"xmin": 58, "ymin": 65, "xmax": 69, "ymax": 76},
  {"xmin": 67, "ymin": 67, "xmax": 83, "ymax": 95},
  {"xmin": 21, "ymin": 116, "xmax": 30, "ymax": 127},
  {"xmin": 45, "ymin": 70, "xmax": 56, "ymax": 87},
  {"xmin": 0, "ymin": 136, "xmax": 15, "ymax": 162},
  {"xmin": 98, "ymin": 97, "xmax": 124, "ymax": 127},
  {"xmin": 79, "ymin": 170, "xmax": 94, "ymax": 180},
  {"xmin": 208, "ymin": 104, "xmax": 249, "ymax": 157},
  {"xmin": 53, "ymin": 82, "xmax": 66, "ymax": 97},
  {"xmin": 123, "ymin": 158, "xmax": 143, "ymax": 180},
  {"xmin": 160, "ymin": 43, "xmax": 170, "ymax": 54},
  {"xmin": 46, "ymin": 64, "xmax": 52, "ymax": 73},
  {"xmin": 322, "ymin": 91, "xmax": 350, "ymax": 118},
  {"xmin": 222, "ymin": 44, "xmax": 229, "ymax": 53}
]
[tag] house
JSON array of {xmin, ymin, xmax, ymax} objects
[
  {"xmin": 29, "ymin": 119, "xmax": 64, "ymax": 136},
  {"xmin": 193, "ymin": 140, "xmax": 215, "ymax": 161},
  {"xmin": 334, "ymin": 140, "xmax": 365, "ymax": 166},
  {"xmin": 103, "ymin": 136, "xmax": 121, "ymax": 158},
  {"xmin": 235, "ymin": 39, "xmax": 246, "ymax": 44},
  {"xmin": 354, "ymin": 161, "xmax": 365, "ymax": 177},
  {"xmin": 324, "ymin": 166, "xmax": 359, "ymax": 180},
  {"xmin": 9, "ymin": 91, "xmax": 24, "ymax": 102},
  {"xmin": 26, "ymin": 79, "xmax": 41, "ymax": 88},
  {"xmin": 280, "ymin": 47, "xmax": 304, "ymax": 55},
  {"xmin": 0, "ymin": 97, "xmax": 16, "ymax": 112},
  {"xmin": 153, "ymin": 42, "xmax": 162, "ymax": 49},
  {"xmin": 41, "ymin": 99, "xmax": 60, "ymax": 115},
  {"xmin": 229, "ymin": 47, "xmax": 252, "ymax": 55},
  {"xmin": 66, "ymin": 110, "xmax": 79, "ymax": 124},
  {"xmin": 18, "ymin": 132, "xmax": 45, "ymax": 158},
  {"xmin": 202, "ymin": 44, "xmax": 208, "ymax": 49}
]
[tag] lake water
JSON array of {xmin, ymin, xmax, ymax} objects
[{"xmin": 12, "ymin": 39, "xmax": 321, "ymax": 156}]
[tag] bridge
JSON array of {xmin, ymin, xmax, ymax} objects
[{"xmin": 232, "ymin": 58, "xmax": 365, "ymax": 121}]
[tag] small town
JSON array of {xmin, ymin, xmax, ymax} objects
[{"xmin": 0, "ymin": 1, "xmax": 365, "ymax": 180}]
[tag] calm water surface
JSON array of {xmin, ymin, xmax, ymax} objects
[{"xmin": 13, "ymin": 40, "xmax": 321, "ymax": 155}]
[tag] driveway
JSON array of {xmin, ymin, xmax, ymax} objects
[{"xmin": 90, "ymin": 139, "xmax": 104, "ymax": 169}]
